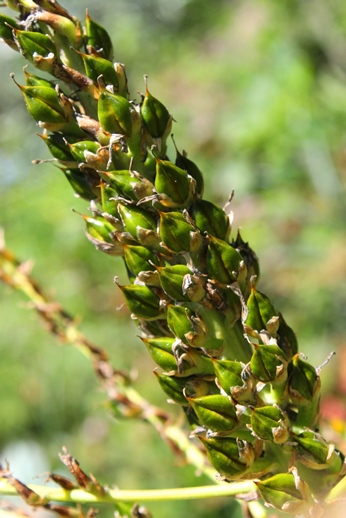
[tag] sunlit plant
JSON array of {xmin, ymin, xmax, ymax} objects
[{"xmin": 0, "ymin": 1, "xmax": 345, "ymax": 517}]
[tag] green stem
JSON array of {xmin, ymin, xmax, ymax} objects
[
  {"xmin": 0, "ymin": 479, "xmax": 256, "ymax": 504},
  {"xmin": 325, "ymin": 473, "xmax": 346, "ymax": 503}
]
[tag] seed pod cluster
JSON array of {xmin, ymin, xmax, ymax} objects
[{"xmin": 2, "ymin": 1, "xmax": 345, "ymax": 512}]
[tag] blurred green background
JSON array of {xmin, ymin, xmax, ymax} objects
[{"xmin": 1, "ymin": 0, "xmax": 346, "ymax": 516}]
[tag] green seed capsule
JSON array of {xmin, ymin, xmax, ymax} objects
[
  {"xmin": 118, "ymin": 284, "xmax": 163, "ymax": 320},
  {"xmin": 292, "ymin": 430, "xmax": 345, "ymax": 473},
  {"xmin": 155, "ymin": 159, "xmax": 193, "ymax": 209},
  {"xmin": 199, "ymin": 436, "xmax": 255, "ymax": 480},
  {"xmin": 68, "ymin": 140, "xmax": 100, "ymax": 162},
  {"xmin": 98, "ymin": 89, "xmax": 132, "ymax": 136},
  {"xmin": 13, "ymin": 29, "xmax": 57, "ymax": 72},
  {"xmin": 77, "ymin": 49, "xmax": 119, "ymax": 87},
  {"xmin": 63, "ymin": 168, "xmax": 99, "ymax": 200},
  {"xmin": 255, "ymin": 470, "xmax": 313, "ymax": 515},
  {"xmin": 214, "ymin": 359, "xmax": 256, "ymax": 405},
  {"xmin": 166, "ymin": 305, "xmax": 194, "ymax": 345},
  {"xmin": 277, "ymin": 312, "xmax": 298, "ymax": 361},
  {"xmin": 113, "ymin": 63, "xmax": 129, "ymax": 99},
  {"xmin": 105, "ymin": 170, "xmax": 154, "ymax": 202},
  {"xmin": 39, "ymin": 133, "xmax": 76, "ymax": 165},
  {"xmin": 123, "ymin": 244, "xmax": 159, "ymax": 277},
  {"xmin": 0, "ymin": 13, "xmax": 19, "ymax": 50},
  {"xmin": 24, "ymin": 70, "xmax": 55, "ymax": 88},
  {"xmin": 187, "ymin": 394, "xmax": 238, "ymax": 432},
  {"xmin": 190, "ymin": 199, "xmax": 230, "ymax": 240},
  {"xmin": 154, "ymin": 372, "xmax": 189, "ymax": 406},
  {"xmin": 14, "ymin": 82, "xmax": 65, "ymax": 124},
  {"xmin": 84, "ymin": 214, "xmax": 116, "ymax": 243},
  {"xmin": 83, "ymin": 213, "xmax": 122, "ymax": 255},
  {"xmin": 117, "ymin": 203, "xmax": 157, "ymax": 241},
  {"xmin": 288, "ymin": 354, "xmax": 321, "ymax": 428},
  {"xmin": 288, "ymin": 354, "xmax": 320, "ymax": 403},
  {"xmin": 141, "ymin": 337, "xmax": 178, "ymax": 373},
  {"xmin": 213, "ymin": 359, "xmax": 243, "ymax": 395},
  {"xmin": 206, "ymin": 234, "xmax": 246, "ymax": 286},
  {"xmin": 232, "ymin": 231, "xmax": 260, "ymax": 283},
  {"xmin": 166, "ymin": 304, "xmax": 224, "ymax": 351},
  {"xmin": 12, "ymin": 77, "xmax": 83, "ymax": 135},
  {"xmin": 250, "ymin": 344, "xmax": 288, "ymax": 384},
  {"xmin": 85, "ymin": 9, "xmax": 114, "ymax": 61},
  {"xmin": 159, "ymin": 211, "xmax": 199, "ymax": 253},
  {"xmin": 250, "ymin": 405, "xmax": 289, "ymax": 444},
  {"xmin": 245, "ymin": 285, "xmax": 278, "ymax": 336},
  {"xmin": 100, "ymin": 184, "xmax": 119, "ymax": 215},
  {"xmin": 157, "ymin": 264, "xmax": 191, "ymax": 301},
  {"xmin": 174, "ymin": 143, "xmax": 204, "ymax": 197},
  {"xmin": 178, "ymin": 349, "xmax": 215, "ymax": 377},
  {"xmin": 140, "ymin": 78, "xmax": 171, "ymax": 138}
]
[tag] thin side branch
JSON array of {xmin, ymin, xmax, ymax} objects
[{"xmin": 0, "ymin": 238, "xmax": 214, "ymax": 479}]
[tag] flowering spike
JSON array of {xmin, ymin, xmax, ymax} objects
[{"xmin": 2, "ymin": 3, "xmax": 341, "ymax": 511}]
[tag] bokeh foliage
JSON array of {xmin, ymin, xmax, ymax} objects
[{"xmin": 1, "ymin": 0, "xmax": 346, "ymax": 516}]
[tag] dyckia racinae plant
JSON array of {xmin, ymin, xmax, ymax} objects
[{"xmin": 0, "ymin": 1, "xmax": 345, "ymax": 516}]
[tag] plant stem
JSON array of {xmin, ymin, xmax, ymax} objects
[{"xmin": 0, "ymin": 479, "xmax": 256, "ymax": 504}]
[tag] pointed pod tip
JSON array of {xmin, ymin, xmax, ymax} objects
[{"xmin": 143, "ymin": 74, "xmax": 149, "ymax": 93}]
